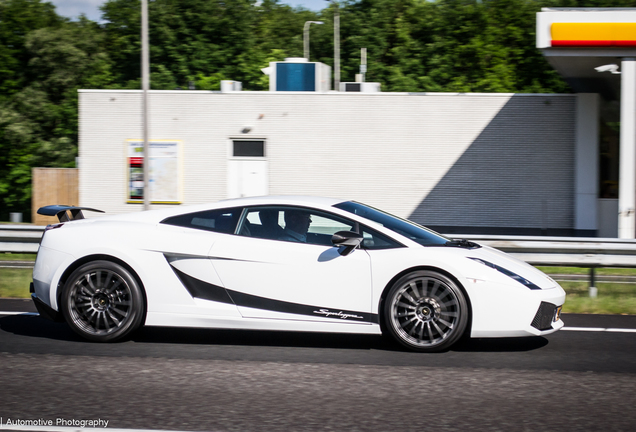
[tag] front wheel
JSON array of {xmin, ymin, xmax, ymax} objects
[
  {"xmin": 383, "ymin": 270, "xmax": 468, "ymax": 352},
  {"xmin": 61, "ymin": 260, "xmax": 145, "ymax": 342}
]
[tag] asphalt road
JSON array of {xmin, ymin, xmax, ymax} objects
[{"xmin": 1, "ymin": 298, "xmax": 635, "ymax": 431}]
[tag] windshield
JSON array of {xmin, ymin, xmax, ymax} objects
[{"xmin": 334, "ymin": 201, "xmax": 450, "ymax": 246}]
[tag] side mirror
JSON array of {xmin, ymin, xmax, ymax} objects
[{"xmin": 331, "ymin": 231, "xmax": 363, "ymax": 256}]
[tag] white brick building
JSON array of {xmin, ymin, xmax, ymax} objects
[{"xmin": 79, "ymin": 90, "xmax": 605, "ymax": 236}]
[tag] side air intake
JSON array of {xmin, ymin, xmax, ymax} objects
[{"xmin": 531, "ymin": 302, "xmax": 557, "ymax": 331}]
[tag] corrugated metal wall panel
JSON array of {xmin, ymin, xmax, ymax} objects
[{"xmin": 79, "ymin": 91, "xmax": 576, "ymax": 232}]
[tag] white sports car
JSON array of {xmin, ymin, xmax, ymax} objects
[{"xmin": 31, "ymin": 196, "xmax": 565, "ymax": 352}]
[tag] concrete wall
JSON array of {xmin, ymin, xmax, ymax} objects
[
  {"xmin": 575, "ymin": 93, "xmax": 599, "ymax": 235},
  {"xmin": 79, "ymin": 90, "xmax": 581, "ymax": 235}
]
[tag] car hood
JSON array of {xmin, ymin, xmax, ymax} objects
[{"xmin": 465, "ymin": 244, "xmax": 557, "ymax": 290}]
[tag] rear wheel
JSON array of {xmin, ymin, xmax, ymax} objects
[
  {"xmin": 61, "ymin": 260, "xmax": 145, "ymax": 342},
  {"xmin": 383, "ymin": 270, "xmax": 468, "ymax": 352}
]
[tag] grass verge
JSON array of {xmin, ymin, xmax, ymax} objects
[
  {"xmin": 0, "ymin": 268, "xmax": 32, "ymax": 298},
  {"xmin": 557, "ymin": 281, "xmax": 636, "ymax": 314},
  {"xmin": 0, "ymin": 252, "xmax": 36, "ymax": 261},
  {"xmin": 538, "ymin": 266, "xmax": 636, "ymax": 314}
]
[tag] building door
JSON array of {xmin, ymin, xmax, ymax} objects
[{"xmin": 227, "ymin": 140, "xmax": 268, "ymax": 198}]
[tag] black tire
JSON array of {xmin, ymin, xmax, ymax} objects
[
  {"xmin": 383, "ymin": 270, "xmax": 468, "ymax": 352},
  {"xmin": 60, "ymin": 260, "xmax": 145, "ymax": 342}
]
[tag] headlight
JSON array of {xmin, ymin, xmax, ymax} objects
[{"xmin": 468, "ymin": 257, "xmax": 541, "ymax": 290}]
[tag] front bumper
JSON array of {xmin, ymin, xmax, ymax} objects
[{"xmin": 468, "ymin": 279, "xmax": 566, "ymax": 338}]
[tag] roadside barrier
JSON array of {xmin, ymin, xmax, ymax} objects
[
  {"xmin": 0, "ymin": 225, "xmax": 44, "ymax": 253},
  {"xmin": 3, "ymin": 226, "xmax": 636, "ymax": 296}
]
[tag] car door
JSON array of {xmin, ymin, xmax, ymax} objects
[
  {"xmin": 157, "ymin": 206, "xmax": 245, "ymax": 317},
  {"xmin": 209, "ymin": 206, "xmax": 375, "ymax": 325}
]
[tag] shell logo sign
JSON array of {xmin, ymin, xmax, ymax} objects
[{"xmin": 551, "ymin": 23, "xmax": 636, "ymax": 47}]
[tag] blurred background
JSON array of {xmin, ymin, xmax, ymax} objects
[{"xmin": 2, "ymin": 1, "xmax": 636, "ymax": 312}]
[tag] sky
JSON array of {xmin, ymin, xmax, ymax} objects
[{"xmin": 48, "ymin": 0, "xmax": 328, "ymax": 22}]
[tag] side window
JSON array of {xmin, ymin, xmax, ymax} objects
[
  {"xmin": 238, "ymin": 207, "xmax": 284, "ymax": 239},
  {"xmin": 161, "ymin": 207, "xmax": 242, "ymax": 234},
  {"xmin": 360, "ymin": 225, "xmax": 403, "ymax": 250},
  {"xmin": 237, "ymin": 206, "xmax": 355, "ymax": 246},
  {"xmin": 306, "ymin": 213, "xmax": 355, "ymax": 245}
]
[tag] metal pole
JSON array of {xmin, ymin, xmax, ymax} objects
[
  {"xmin": 304, "ymin": 21, "xmax": 310, "ymax": 60},
  {"xmin": 303, "ymin": 21, "xmax": 323, "ymax": 61},
  {"xmin": 141, "ymin": 0, "xmax": 150, "ymax": 211},
  {"xmin": 360, "ymin": 47, "xmax": 367, "ymax": 82},
  {"xmin": 589, "ymin": 267, "xmax": 598, "ymax": 298},
  {"xmin": 334, "ymin": 10, "xmax": 340, "ymax": 91},
  {"xmin": 619, "ymin": 58, "xmax": 636, "ymax": 238}
]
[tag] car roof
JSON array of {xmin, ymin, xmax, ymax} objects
[
  {"xmin": 93, "ymin": 196, "xmax": 348, "ymax": 224},
  {"xmin": 219, "ymin": 195, "xmax": 345, "ymax": 208}
]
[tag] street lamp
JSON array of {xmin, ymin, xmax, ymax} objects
[
  {"xmin": 303, "ymin": 21, "xmax": 323, "ymax": 60},
  {"xmin": 324, "ymin": 1, "xmax": 340, "ymax": 91},
  {"xmin": 334, "ymin": 6, "xmax": 339, "ymax": 91},
  {"xmin": 141, "ymin": 0, "xmax": 150, "ymax": 210}
]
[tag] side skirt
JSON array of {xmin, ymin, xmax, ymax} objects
[{"xmin": 144, "ymin": 312, "xmax": 383, "ymax": 334}]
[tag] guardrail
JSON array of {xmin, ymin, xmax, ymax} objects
[
  {"xmin": 3, "ymin": 226, "xmax": 636, "ymax": 296},
  {"xmin": 0, "ymin": 225, "xmax": 45, "ymax": 253},
  {"xmin": 3, "ymin": 226, "xmax": 636, "ymax": 264},
  {"xmin": 461, "ymin": 234, "xmax": 636, "ymax": 268}
]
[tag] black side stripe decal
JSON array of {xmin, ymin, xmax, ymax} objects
[
  {"xmin": 169, "ymin": 263, "xmax": 379, "ymax": 324},
  {"xmin": 171, "ymin": 266, "xmax": 235, "ymax": 305},
  {"xmin": 228, "ymin": 290, "xmax": 379, "ymax": 324}
]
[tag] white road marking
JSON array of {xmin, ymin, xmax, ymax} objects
[
  {"xmin": 0, "ymin": 426, "xmax": 187, "ymax": 432},
  {"xmin": 606, "ymin": 328, "xmax": 636, "ymax": 333},
  {"xmin": 562, "ymin": 327, "xmax": 636, "ymax": 333},
  {"xmin": 0, "ymin": 312, "xmax": 39, "ymax": 316}
]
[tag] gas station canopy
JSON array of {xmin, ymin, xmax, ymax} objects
[
  {"xmin": 537, "ymin": 8, "xmax": 636, "ymax": 102},
  {"xmin": 538, "ymin": 8, "xmax": 636, "ymax": 238}
]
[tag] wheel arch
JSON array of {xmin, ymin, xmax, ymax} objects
[
  {"xmin": 57, "ymin": 254, "xmax": 148, "ymax": 326},
  {"xmin": 378, "ymin": 265, "xmax": 473, "ymax": 338}
]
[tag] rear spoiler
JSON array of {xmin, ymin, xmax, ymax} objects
[{"xmin": 37, "ymin": 205, "xmax": 105, "ymax": 222}]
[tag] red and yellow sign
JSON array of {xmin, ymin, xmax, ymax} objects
[{"xmin": 551, "ymin": 22, "xmax": 636, "ymax": 47}]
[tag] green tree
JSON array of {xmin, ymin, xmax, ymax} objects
[
  {"xmin": 0, "ymin": 14, "xmax": 113, "ymax": 219},
  {"xmin": 100, "ymin": 0, "xmax": 323, "ymax": 90},
  {"xmin": 330, "ymin": 0, "xmax": 569, "ymax": 93},
  {"xmin": 0, "ymin": 0, "xmax": 63, "ymax": 100}
]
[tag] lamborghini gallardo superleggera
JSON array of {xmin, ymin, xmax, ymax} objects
[{"xmin": 31, "ymin": 196, "xmax": 565, "ymax": 352}]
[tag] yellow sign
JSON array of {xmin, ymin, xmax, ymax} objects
[{"xmin": 551, "ymin": 22, "xmax": 636, "ymax": 46}]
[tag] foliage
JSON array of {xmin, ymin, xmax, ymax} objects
[
  {"xmin": 3, "ymin": 0, "xmax": 628, "ymax": 219},
  {"xmin": 0, "ymin": 3, "xmax": 114, "ymax": 220},
  {"xmin": 100, "ymin": 0, "xmax": 302, "ymax": 90},
  {"xmin": 0, "ymin": 0, "xmax": 63, "ymax": 100}
]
